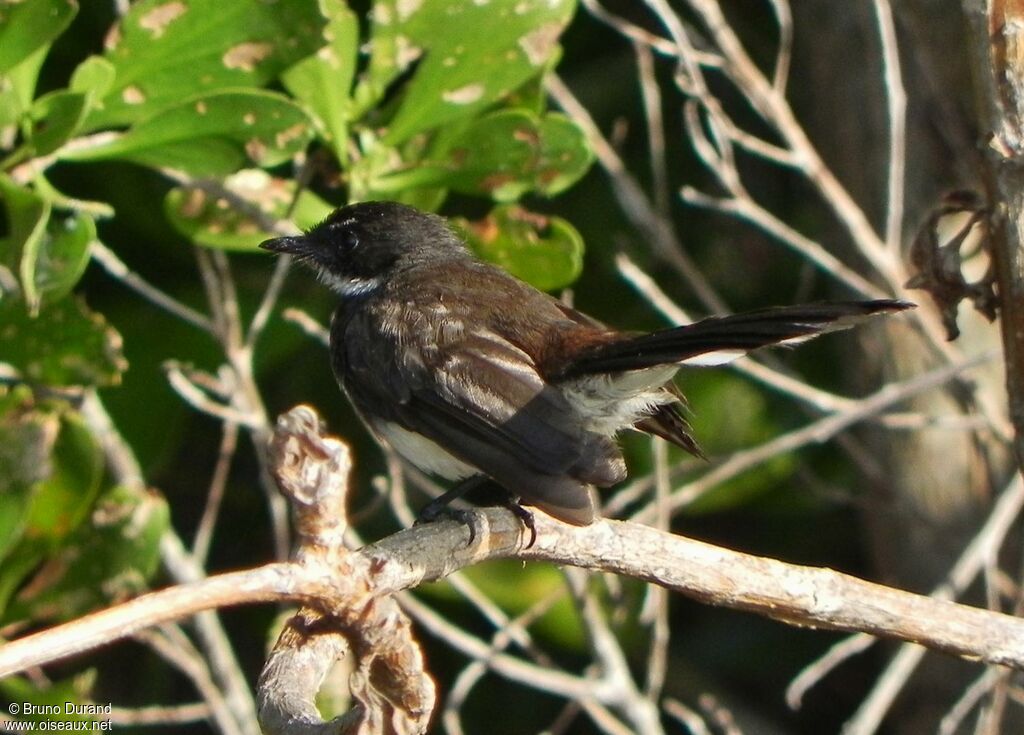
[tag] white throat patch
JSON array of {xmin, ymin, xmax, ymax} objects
[{"xmin": 317, "ymin": 268, "xmax": 382, "ymax": 297}]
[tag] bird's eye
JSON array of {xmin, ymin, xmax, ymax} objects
[{"xmin": 326, "ymin": 220, "xmax": 359, "ymax": 249}]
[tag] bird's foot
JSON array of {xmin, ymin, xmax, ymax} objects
[
  {"xmin": 501, "ymin": 496, "xmax": 537, "ymax": 549},
  {"xmin": 413, "ymin": 477, "xmax": 537, "ymax": 548},
  {"xmin": 415, "ymin": 501, "xmax": 482, "ymax": 546}
]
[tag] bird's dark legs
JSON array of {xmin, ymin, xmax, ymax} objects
[
  {"xmin": 500, "ymin": 496, "xmax": 537, "ymax": 548},
  {"xmin": 417, "ymin": 475, "xmax": 488, "ymax": 521},
  {"xmin": 416, "ymin": 475, "xmax": 537, "ymax": 547}
]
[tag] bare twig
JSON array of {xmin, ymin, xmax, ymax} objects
[
  {"xmin": 257, "ymin": 406, "xmax": 433, "ymax": 735},
  {"xmin": 441, "ymin": 590, "xmax": 568, "ymax": 735},
  {"xmin": 282, "ymin": 308, "xmax": 331, "ymax": 346},
  {"xmin": 246, "ymin": 255, "xmax": 293, "ymax": 349},
  {"xmin": 565, "ymin": 568, "xmax": 664, "ymax": 735},
  {"xmin": 90, "ymin": 241, "xmax": 213, "ymax": 334},
  {"xmin": 871, "ymin": 0, "xmax": 908, "ymax": 252},
  {"xmin": 838, "ymin": 474, "xmax": 1024, "ymax": 734},
  {"xmin": 642, "ymin": 439, "xmax": 671, "ymax": 703},
  {"xmin": 544, "ymin": 73, "xmax": 727, "ymax": 313},
  {"xmin": 680, "ymin": 187, "xmax": 888, "ymax": 299},
  {"xmin": 159, "ymin": 534, "xmax": 260, "ymax": 735},
  {"xmin": 663, "ymin": 698, "xmax": 712, "ymax": 735},
  {"xmin": 192, "ymin": 421, "xmax": 240, "ymax": 565},
  {"xmin": 610, "ymin": 350, "xmax": 997, "ymax": 520},
  {"xmin": 767, "ymin": 0, "xmax": 793, "ymax": 93},
  {"xmin": 79, "ymin": 390, "xmax": 258, "ymax": 735},
  {"xmin": 635, "ymin": 41, "xmax": 671, "ymax": 216},
  {"xmin": 938, "ymin": 668, "xmax": 1005, "ymax": 735},
  {"xmin": 109, "ymin": 703, "xmax": 211, "ymax": 726},
  {"xmin": 134, "ymin": 627, "xmax": 242, "ymax": 735}
]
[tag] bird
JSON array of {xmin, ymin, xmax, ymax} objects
[{"xmin": 261, "ymin": 201, "xmax": 911, "ymax": 529}]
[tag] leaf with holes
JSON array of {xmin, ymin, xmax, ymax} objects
[
  {"xmin": 354, "ymin": 0, "xmax": 575, "ymax": 143},
  {"xmin": 86, "ymin": 0, "xmax": 324, "ymax": 129},
  {"xmin": 164, "ymin": 169, "xmax": 333, "ymax": 251},
  {"xmin": 381, "ymin": 109, "xmax": 592, "ymax": 201},
  {"xmin": 0, "ymin": 296, "xmax": 127, "ymax": 387},
  {"xmin": 65, "ymin": 90, "xmax": 314, "ymax": 176},
  {"xmin": 281, "ymin": 0, "xmax": 358, "ymax": 162},
  {"xmin": 0, "ymin": 408, "xmax": 105, "ymax": 618},
  {"xmin": 4, "ymin": 484, "xmax": 168, "ymax": 624},
  {"xmin": 455, "ymin": 205, "xmax": 583, "ymax": 291}
]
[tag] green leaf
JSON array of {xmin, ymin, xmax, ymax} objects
[
  {"xmin": 164, "ymin": 169, "xmax": 333, "ymax": 251},
  {"xmin": 0, "ymin": 407, "xmax": 103, "ymax": 618},
  {"xmin": 0, "ymin": 174, "xmax": 51, "ymax": 311},
  {"xmin": 70, "ymin": 55, "xmax": 116, "ymax": 101},
  {"xmin": 27, "ymin": 89, "xmax": 88, "ymax": 156},
  {"xmin": 88, "ymin": 0, "xmax": 325, "ymax": 129},
  {"xmin": 65, "ymin": 89, "xmax": 314, "ymax": 176},
  {"xmin": 361, "ymin": 0, "xmax": 575, "ymax": 144},
  {"xmin": 6, "ymin": 484, "xmax": 168, "ymax": 623},
  {"xmin": 380, "ymin": 110, "xmax": 592, "ymax": 201},
  {"xmin": 534, "ymin": 114, "xmax": 594, "ymax": 195},
  {"xmin": 0, "ymin": 402, "xmax": 60, "ymax": 563},
  {"xmin": 455, "ymin": 205, "xmax": 583, "ymax": 291},
  {"xmin": 20, "ymin": 411, "xmax": 104, "ymax": 546},
  {"xmin": 281, "ymin": 0, "xmax": 358, "ymax": 163},
  {"xmin": 2, "ymin": 43, "xmax": 49, "ymax": 120},
  {"xmin": 31, "ymin": 212, "xmax": 95, "ymax": 306},
  {"xmin": 0, "ymin": 296, "xmax": 127, "ymax": 387},
  {"xmin": 0, "ymin": 0, "xmax": 77, "ymax": 74}
]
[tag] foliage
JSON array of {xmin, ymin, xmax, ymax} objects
[{"xmin": 0, "ymin": 0, "xmax": 592, "ymax": 719}]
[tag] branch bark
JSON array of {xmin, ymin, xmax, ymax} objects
[
  {"xmin": 3, "ymin": 503, "xmax": 1024, "ymax": 679},
  {"xmin": 965, "ymin": 0, "xmax": 1024, "ymax": 467},
  {"xmin": 3, "ymin": 406, "xmax": 1024, "ymax": 731}
]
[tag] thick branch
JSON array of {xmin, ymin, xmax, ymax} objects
[
  {"xmin": 4, "ymin": 508, "xmax": 1024, "ymax": 683},
  {"xmin": 964, "ymin": 0, "xmax": 1024, "ymax": 466}
]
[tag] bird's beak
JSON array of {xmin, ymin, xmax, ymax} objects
[{"xmin": 259, "ymin": 235, "xmax": 310, "ymax": 256}]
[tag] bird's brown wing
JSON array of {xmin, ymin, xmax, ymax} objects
[{"xmin": 337, "ymin": 303, "xmax": 624, "ymax": 525}]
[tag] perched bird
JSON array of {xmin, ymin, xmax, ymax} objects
[{"xmin": 262, "ymin": 201, "xmax": 910, "ymax": 528}]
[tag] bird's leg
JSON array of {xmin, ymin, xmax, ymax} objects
[
  {"xmin": 416, "ymin": 475, "xmax": 490, "ymax": 545},
  {"xmin": 500, "ymin": 496, "xmax": 537, "ymax": 548},
  {"xmin": 416, "ymin": 476, "xmax": 537, "ymax": 547}
]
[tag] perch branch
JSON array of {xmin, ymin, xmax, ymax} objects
[{"xmin": 5, "ymin": 407, "xmax": 1024, "ymax": 732}]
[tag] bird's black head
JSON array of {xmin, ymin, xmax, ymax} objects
[{"xmin": 260, "ymin": 201, "xmax": 468, "ymax": 297}]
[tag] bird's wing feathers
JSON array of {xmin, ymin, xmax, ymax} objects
[
  {"xmin": 339, "ymin": 310, "xmax": 623, "ymax": 523},
  {"xmin": 417, "ymin": 332, "xmax": 588, "ymax": 474}
]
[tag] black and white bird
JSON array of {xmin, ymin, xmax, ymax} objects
[{"xmin": 262, "ymin": 201, "xmax": 911, "ymax": 526}]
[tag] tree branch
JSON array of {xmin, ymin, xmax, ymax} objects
[{"xmin": 3, "ymin": 406, "xmax": 1024, "ymax": 731}]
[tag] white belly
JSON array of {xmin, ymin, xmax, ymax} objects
[{"xmin": 374, "ymin": 421, "xmax": 476, "ymax": 480}]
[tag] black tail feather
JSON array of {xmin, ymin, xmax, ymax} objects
[{"xmin": 559, "ymin": 300, "xmax": 912, "ymax": 378}]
